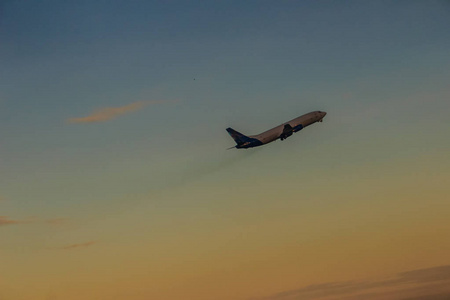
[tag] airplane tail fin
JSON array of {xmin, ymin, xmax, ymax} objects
[{"xmin": 226, "ymin": 127, "xmax": 251, "ymax": 146}]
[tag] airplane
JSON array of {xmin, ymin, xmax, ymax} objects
[{"xmin": 226, "ymin": 111, "xmax": 327, "ymax": 149}]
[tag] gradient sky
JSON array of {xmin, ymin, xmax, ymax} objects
[{"xmin": 1, "ymin": 1, "xmax": 450, "ymax": 300}]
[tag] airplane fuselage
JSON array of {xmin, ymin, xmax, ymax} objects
[{"xmin": 227, "ymin": 111, "xmax": 326, "ymax": 149}]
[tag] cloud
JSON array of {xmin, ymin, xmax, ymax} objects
[
  {"xmin": 399, "ymin": 265, "xmax": 450, "ymax": 283},
  {"xmin": 253, "ymin": 265, "xmax": 450, "ymax": 300},
  {"xmin": 1, "ymin": 216, "xmax": 69, "ymax": 227},
  {"xmin": 67, "ymin": 100, "xmax": 174, "ymax": 124},
  {"xmin": 0, "ymin": 216, "xmax": 24, "ymax": 226},
  {"xmin": 402, "ymin": 293, "xmax": 450, "ymax": 300},
  {"xmin": 61, "ymin": 241, "xmax": 96, "ymax": 250},
  {"xmin": 0, "ymin": 216, "xmax": 36, "ymax": 226}
]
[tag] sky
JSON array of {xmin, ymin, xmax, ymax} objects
[{"xmin": 1, "ymin": 1, "xmax": 450, "ymax": 299}]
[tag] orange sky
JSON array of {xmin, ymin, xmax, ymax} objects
[{"xmin": 1, "ymin": 1, "xmax": 450, "ymax": 300}]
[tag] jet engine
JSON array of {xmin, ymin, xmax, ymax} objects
[{"xmin": 280, "ymin": 124, "xmax": 293, "ymax": 141}]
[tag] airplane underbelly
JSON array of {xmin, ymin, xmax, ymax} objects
[
  {"xmin": 266, "ymin": 130, "xmax": 283, "ymax": 143},
  {"xmin": 257, "ymin": 131, "xmax": 278, "ymax": 144}
]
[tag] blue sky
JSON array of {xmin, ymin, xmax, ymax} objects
[{"xmin": 1, "ymin": 1, "xmax": 450, "ymax": 299}]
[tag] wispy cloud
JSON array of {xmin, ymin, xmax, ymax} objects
[
  {"xmin": 0, "ymin": 216, "xmax": 37, "ymax": 226},
  {"xmin": 1, "ymin": 216, "xmax": 69, "ymax": 227},
  {"xmin": 402, "ymin": 292, "xmax": 450, "ymax": 300},
  {"xmin": 67, "ymin": 100, "xmax": 174, "ymax": 124},
  {"xmin": 253, "ymin": 265, "xmax": 450, "ymax": 300},
  {"xmin": 61, "ymin": 241, "xmax": 96, "ymax": 250},
  {"xmin": 0, "ymin": 216, "xmax": 24, "ymax": 226}
]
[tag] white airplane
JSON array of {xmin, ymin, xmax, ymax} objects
[{"xmin": 227, "ymin": 111, "xmax": 327, "ymax": 149}]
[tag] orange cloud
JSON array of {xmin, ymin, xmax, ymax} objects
[
  {"xmin": 67, "ymin": 100, "xmax": 173, "ymax": 123},
  {"xmin": 0, "ymin": 216, "xmax": 23, "ymax": 226},
  {"xmin": 255, "ymin": 265, "xmax": 450, "ymax": 300},
  {"xmin": 0, "ymin": 216, "xmax": 68, "ymax": 227},
  {"xmin": 61, "ymin": 241, "xmax": 96, "ymax": 250},
  {"xmin": 0, "ymin": 216, "xmax": 37, "ymax": 226}
]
